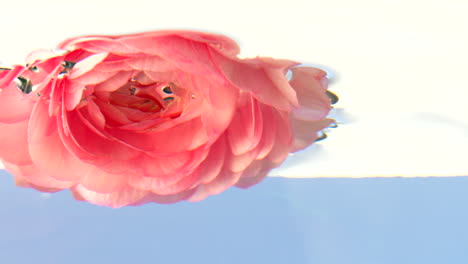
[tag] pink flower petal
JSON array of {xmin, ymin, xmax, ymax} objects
[
  {"xmin": 119, "ymin": 35, "xmax": 225, "ymax": 81},
  {"xmin": 80, "ymin": 166, "xmax": 128, "ymax": 193},
  {"xmin": 83, "ymin": 97, "xmax": 106, "ymax": 130},
  {"xmin": 133, "ymin": 188, "xmax": 196, "ymax": 205},
  {"xmin": 60, "ymin": 30, "xmax": 240, "ymax": 58},
  {"xmin": 229, "ymin": 149, "xmax": 258, "ymax": 173},
  {"xmin": 28, "ymin": 98, "xmax": 95, "ymax": 182},
  {"xmin": 128, "ymin": 147, "xmax": 210, "ymax": 194},
  {"xmin": 237, "ymin": 161, "xmax": 269, "ymax": 189},
  {"xmin": 291, "ymin": 118, "xmax": 334, "ymax": 151},
  {"xmin": 4, "ymin": 161, "xmax": 74, "ymax": 190},
  {"xmin": 94, "ymin": 97, "xmax": 132, "ymax": 125},
  {"xmin": 72, "ymin": 185, "xmax": 148, "ymax": 208},
  {"xmin": 227, "ymin": 93, "xmax": 263, "ymax": 155},
  {"xmin": 59, "ymin": 37, "xmax": 137, "ymax": 55},
  {"xmin": 108, "ymin": 116, "xmax": 209, "ymax": 156},
  {"xmin": 254, "ymin": 105, "xmax": 277, "ymax": 160},
  {"xmin": 0, "ymin": 82, "xmax": 36, "ymax": 123},
  {"xmin": 93, "ymin": 71, "xmax": 132, "ymax": 92},
  {"xmin": 0, "ymin": 66, "xmax": 24, "ymax": 92},
  {"xmin": 25, "ymin": 49, "xmax": 62, "ymax": 64},
  {"xmin": 266, "ymin": 110, "xmax": 293, "ymax": 163},
  {"xmin": 235, "ymin": 165, "xmax": 270, "ymax": 189},
  {"xmin": 0, "ymin": 120, "xmax": 32, "ymax": 165},
  {"xmin": 176, "ymin": 31, "xmax": 240, "ymax": 57},
  {"xmin": 64, "ymin": 71, "xmax": 116, "ymax": 111},
  {"xmin": 184, "ymin": 74, "xmax": 238, "ymax": 135},
  {"xmin": 69, "ymin": 52, "xmax": 109, "ymax": 79},
  {"xmin": 211, "ymin": 52, "xmax": 298, "ymax": 111},
  {"xmin": 289, "ymin": 67, "xmax": 331, "ymax": 121},
  {"xmin": 197, "ymin": 134, "xmax": 227, "ymax": 184},
  {"xmin": 125, "ymin": 55, "xmax": 175, "ymax": 72},
  {"xmin": 60, "ymin": 108, "xmax": 139, "ymax": 165},
  {"xmin": 188, "ymin": 169, "xmax": 242, "ymax": 202}
]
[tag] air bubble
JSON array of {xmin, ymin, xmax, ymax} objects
[
  {"xmin": 162, "ymin": 86, "xmax": 173, "ymax": 94},
  {"xmin": 15, "ymin": 76, "xmax": 32, "ymax": 93},
  {"xmin": 314, "ymin": 131, "xmax": 328, "ymax": 142},
  {"xmin": 164, "ymin": 96, "xmax": 175, "ymax": 102},
  {"xmin": 326, "ymin": 90, "xmax": 339, "ymax": 105}
]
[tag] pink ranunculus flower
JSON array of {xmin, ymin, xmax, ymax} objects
[{"xmin": 0, "ymin": 30, "xmax": 334, "ymax": 207}]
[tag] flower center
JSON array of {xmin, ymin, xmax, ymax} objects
[{"xmin": 109, "ymin": 79, "xmax": 179, "ymax": 115}]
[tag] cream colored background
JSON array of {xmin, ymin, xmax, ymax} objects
[{"xmin": 1, "ymin": 0, "xmax": 467, "ymax": 177}]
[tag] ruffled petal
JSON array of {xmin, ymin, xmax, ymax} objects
[
  {"xmin": 133, "ymin": 188, "xmax": 196, "ymax": 205},
  {"xmin": 128, "ymin": 140, "xmax": 222, "ymax": 195},
  {"xmin": 188, "ymin": 169, "xmax": 242, "ymax": 202},
  {"xmin": 234, "ymin": 159, "xmax": 268, "ymax": 188},
  {"xmin": 59, "ymin": 37, "xmax": 137, "ymax": 55},
  {"xmin": 229, "ymin": 149, "xmax": 258, "ymax": 173},
  {"xmin": 125, "ymin": 55, "xmax": 175, "ymax": 72},
  {"xmin": 119, "ymin": 35, "xmax": 225, "ymax": 82},
  {"xmin": 25, "ymin": 49, "xmax": 63, "ymax": 65},
  {"xmin": 93, "ymin": 71, "xmax": 132, "ymax": 92},
  {"xmin": 0, "ymin": 120, "xmax": 32, "ymax": 165},
  {"xmin": 0, "ymin": 66, "xmax": 24, "ymax": 88},
  {"xmin": 28, "ymin": 98, "xmax": 91, "ymax": 182},
  {"xmin": 80, "ymin": 166, "xmax": 128, "ymax": 193},
  {"xmin": 227, "ymin": 93, "xmax": 263, "ymax": 156},
  {"xmin": 60, "ymin": 107, "xmax": 140, "ymax": 167},
  {"xmin": 65, "ymin": 72, "xmax": 116, "ymax": 111},
  {"xmin": 3, "ymin": 161, "xmax": 74, "ymax": 190},
  {"xmin": 0, "ymin": 67, "xmax": 36, "ymax": 123},
  {"xmin": 71, "ymin": 185, "xmax": 148, "ymax": 208},
  {"xmin": 59, "ymin": 30, "xmax": 240, "ymax": 58},
  {"xmin": 69, "ymin": 52, "xmax": 109, "ymax": 79},
  {"xmin": 211, "ymin": 52, "xmax": 298, "ymax": 111},
  {"xmin": 108, "ymin": 116, "xmax": 209, "ymax": 156},
  {"xmin": 183, "ymin": 74, "xmax": 238, "ymax": 136},
  {"xmin": 291, "ymin": 118, "xmax": 334, "ymax": 151},
  {"xmin": 254, "ymin": 105, "xmax": 277, "ymax": 160},
  {"xmin": 266, "ymin": 110, "xmax": 293, "ymax": 163},
  {"xmin": 176, "ymin": 31, "xmax": 240, "ymax": 57},
  {"xmin": 289, "ymin": 67, "xmax": 331, "ymax": 121}
]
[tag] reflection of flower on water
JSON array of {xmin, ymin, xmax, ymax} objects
[{"xmin": 0, "ymin": 30, "xmax": 335, "ymax": 207}]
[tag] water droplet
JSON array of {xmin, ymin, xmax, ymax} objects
[
  {"xmin": 314, "ymin": 131, "xmax": 328, "ymax": 142},
  {"xmin": 15, "ymin": 76, "xmax": 32, "ymax": 93},
  {"xmin": 326, "ymin": 90, "xmax": 339, "ymax": 105},
  {"xmin": 62, "ymin": 61, "xmax": 76, "ymax": 69},
  {"xmin": 162, "ymin": 86, "xmax": 173, "ymax": 94},
  {"xmin": 59, "ymin": 61, "xmax": 76, "ymax": 74},
  {"xmin": 164, "ymin": 96, "xmax": 175, "ymax": 102}
]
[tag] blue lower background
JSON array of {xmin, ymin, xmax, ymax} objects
[{"xmin": 1, "ymin": 170, "xmax": 468, "ymax": 264}]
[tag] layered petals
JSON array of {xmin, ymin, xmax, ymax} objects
[{"xmin": 0, "ymin": 30, "xmax": 334, "ymax": 208}]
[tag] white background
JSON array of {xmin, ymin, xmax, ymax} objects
[{"xmin": 0, "ymin": 0, "xmax": 467, "ymax": 177}]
